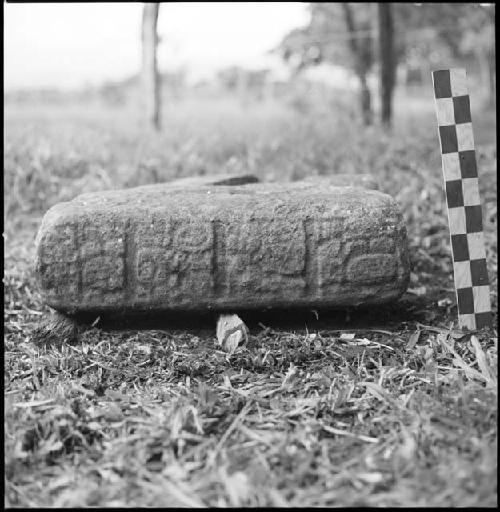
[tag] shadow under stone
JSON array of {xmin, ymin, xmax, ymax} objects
[{"xmin": 72, "ymin": 294, "xmax": 429, "ymax": 334}]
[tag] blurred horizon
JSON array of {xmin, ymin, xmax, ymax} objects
[
  {"xmin": 4, "ymin": 2, "xmax": 309, "ymax": 91},
  {"xmin": 4, "ymin": 2, "xmax": 495, "ymax": 145}
]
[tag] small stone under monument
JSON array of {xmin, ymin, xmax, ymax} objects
[{"xmin": 34, "ymin": 176, "xmax": 409, "ymax": 315}]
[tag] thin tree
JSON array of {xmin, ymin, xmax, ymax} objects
[
  {"xmin": 341, "ymin": 3, "xmax": 374, "ymax": 126},
  {"xmin": 142, "ymin": 3, "xmax": 161, "ymax": 130},
  {"xmin": 378, "ymin": 3, "xmax": 395, "ymax": 126}
]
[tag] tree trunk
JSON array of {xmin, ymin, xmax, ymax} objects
[
  {"xmin": 341, "ymin": 2, "xmax": 373, "ymax": 126},
  {"xmin": 487, "ymin": 52, "xmax": 496, "ymax": 106},
  {"xmin": 476, "ymin": 49, "xmax": 489, "ymax": 98},
  {"xmin": 476, "ymin": 48, "xmax": 495, "ymax": 106},
  {"xmin": 142, "ymin": 3, "xmax": 161, "ymax": 131},
  {"xmin": 359, "ymin": 73, "xmax": 372, "ymax": 126},
  {"xmin": 378, "ymin": 3, "xmax": 395, "ymax": 126}
]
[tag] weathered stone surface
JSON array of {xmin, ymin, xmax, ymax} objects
[
  {"xmin": 35, "ymin": 183, "xmax": 410, "ymax": 314},
  {"xmin": 304, "ymin": 174, "xmax": 379, "ymax": 190}
]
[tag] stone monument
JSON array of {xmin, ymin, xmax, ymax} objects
[{"xmin": 34, "ymin": 174, "xmax": 409, "ymax": 317}]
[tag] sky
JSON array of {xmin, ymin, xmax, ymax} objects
[{"xmin": 4, "ymin": 2, "xmax": 309, "ymax": 90}]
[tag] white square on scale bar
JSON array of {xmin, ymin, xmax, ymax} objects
[
  {"xmin": 450, "ymin": 68, "xmax": 468, "ymax": 97},
  {"xmin": 473, "ymin": 285, "xmax": 491, "ymax": 313},
  {"xmin": 456, "ymin": 123, "xmax": 474, "ymax": 151},
  {"xmin": 462, "ymin": 178, "xmax": 480, "ymax": 206},
  {"xmin": 435, "ymin": 97, "xmax": 455, "ymax": 125},
  {"xmin": 441, "ymin": 153, "xmax": 461, "ymax": 181},
  {"xmin": 454, "ymin": 261, "xmax": 472, "ymax": 289},
  {"xmin": 467, "ymin": 232, "xmax": 487, "ymax": 260},
  {"xmin": 448, "ymin": 207, "xmax": 467, "ymax": 235}
]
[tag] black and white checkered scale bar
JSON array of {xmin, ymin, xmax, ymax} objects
[{"xmin": 432, "ymin": 68, "xmax": 492, "ymax": 330}]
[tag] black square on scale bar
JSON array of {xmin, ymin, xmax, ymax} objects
[
  {"xmin": 459, "ymin": 150, "xmax": 478, "ymax": 178},
  {"xmin": 446, "ymin": 180, "xmax": 464, "ymax": 208},
  {"xmin": 453, "ymin": 96, "xmax": 472, "ymax": 124},
  {"xmin": 433, "ymin": 70, "xmax": 452, "ymax": 98},
  {"xmin": 465, "ymin": 205, "xmax": 483, "ymax": 233},
  {"xmin": 470, "ymin": 259, "xmax": 489, "ymax": 286},
  {"xmin": 475, "ymin": 312, "xmax": 492, "ymax": 329},
  {"xmin": 451, "ymin": 234, "xmax": 469, "ymax": 262},
  {"xmin": 457, "ymin": 287, "xmax": 474, "ymax": 314},
  {"xmin": 439, "ymin": 126, "xmax": 458, "ymax": 154}
]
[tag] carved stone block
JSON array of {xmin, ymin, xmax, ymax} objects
[{"xmin": 34, "ymin": 182, "xmax": 409, "ymax": 313}]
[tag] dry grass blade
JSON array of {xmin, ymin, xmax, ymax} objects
[
  {"xmin": 358, "ymin": 381, "xmax": 399, "ymax": 408},
  {"xmin": 220, "ymin": 468, "xmax": 251, "ymax": 507},
  {"xmin": 437, "ymin": 334, "xmax": 493, "ymax": 385},
  {"xmin": 268, "ymin": 489, "xmax": 290, "ymax": 507},
  {"xmin": 237, "ymin": 424, "xmax": 273, "ymax": 446},
  {"xmin": 321, "ymin": 424, "xmax": 379, "ymax": 444},
  {"xmin": 13, "ymin": 399, "xmax": 54, "ymax": 408},
  {"xmin": 208, "ymin": 402, "xmax": 251, "ymax": 468},
  {"xmin": 470, "ymin": 335, "xmax": 496, "ymax": 387},
  {"xmin": 143, "ymin": 477, "xmax": 206, "ymax": 508},
  {"xmin": 407, "ymin": 330, "xmax": 421, "ymax": 351}
]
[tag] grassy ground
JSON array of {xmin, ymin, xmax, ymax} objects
[{"xmin": 4, "ymin": 93, "xmax": 497, "ymax": 507}]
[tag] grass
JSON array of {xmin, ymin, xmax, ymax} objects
[{"xmin": 4, "ymin": 92, "xmax": 497, "ymax": 507}]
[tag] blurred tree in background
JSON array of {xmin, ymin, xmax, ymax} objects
[
  {"xmin": 456, "ymin": 4, "xmax": 495, "ymax": 104},
  {"xmin": 378, "ymin": 3, "xmax": 395, "ymax": 126},
  {"xmin": 278, "ymin": 3, "xmax": 377, "ymax": 125},
  {"xmin": 277, "ymin": 3, "xmax": 495, "ymax": 126},
  {"xmin": 341, "ymin": 3, "xmax": 376, "ymax": 126},
  {"xmin": 142, "ymin": 3, "xmax": 161, "ymax": 130},
  {"xmin": 394, "ymin": 2, "xmax": 495, "ymax": 103}
]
